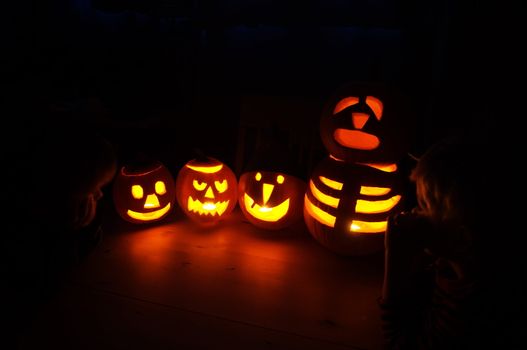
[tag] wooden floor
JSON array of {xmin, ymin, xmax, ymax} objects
[{"xmin": 17, "ymin": 208, "xmax": 386, "ymax": 350}]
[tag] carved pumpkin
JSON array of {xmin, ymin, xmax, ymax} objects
[
  {"xmin": 305, "ymin": 82, "xmax": 412, "ymax": 255},
  {"xmin": 238, "ymin": 171, "xmax": 306, "ymax": 230},
  {"xmin": 175, "ymin": 156, "xmax": 238, "ymax": 226},
  {"xmin": 112, "ymin": 161, "xmax": 176, "ymax": 224},
  {"xmin": 304, "ymin": 156, "xmax": 405, "ymax": 255},
  {"xmin": 320, "ymin": 82, "xmax": 413, "ymax": 164}
]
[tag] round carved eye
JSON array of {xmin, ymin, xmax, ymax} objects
[
  {"xmin": 276, "ymin": 175, "xmax": 284, "ymax": 184},
  {"xmin": 131, "ymin": 185, "xmax": 144, "ymax": 199},
  {"xmin": 255, "ymin": 172, "xmax": 262, "ymax": 181},
  {"xmin": 155, "ymin": 181, "xmax": 167, "ymax": 195},
  {"xmin": 193, "ymin": 180, "xmax": 207, "ymax": 191}
]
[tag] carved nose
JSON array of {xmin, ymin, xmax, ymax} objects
[
  {"xmin": 352, "ymin": 112, "xmax": 369, "ymax": 129},
  {"xmin": 205, "ymin": 186, "xmax": 215, "ymax": 199},
  {"xmin": 144, "ymin": 194, "xmax": 160, "ymax": 208},
  {"xmin": 262, "ymin": 183, "xmax": 275, "ymax": 205}
]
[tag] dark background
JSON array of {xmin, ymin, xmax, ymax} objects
[
  {"xmin": 3, "ymin": 0, "xmax": 512, "ymax": 179},
  {"xmin": 1, "ymin": 4, "xmax": 522, "ymax": 348}
]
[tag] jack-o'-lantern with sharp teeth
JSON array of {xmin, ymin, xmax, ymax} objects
[
  {"xmin": 112, "ymin": 160, "xmax": 176, "ymax": 224},
  {"xmin": 175, "ymin": 156, "xmax": 238, "ymax": 226},
  {"xmin": 238, "ymin": 171, "xmax": 306, "ymax": 230}
]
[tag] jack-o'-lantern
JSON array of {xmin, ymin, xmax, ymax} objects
[
  {"xmin": 238, "ymin": 171, "xmax": 306, "ymax": 230},
  {"xmin": 305, "ymin": 82, "xmax": 413, "ymax": 256},
  {"xmin": 304, "ymin": 156, "xmax": 405, "ymax": 255},
  {"xmin": 320, "ymin": 82, "xmax": 413, "ymax": 164},
  {"xmin": 112, "ymin": 161, "xmax": 176, "ymax": 224},
  {"xmin": 175, "ymin": 156, "xmax": 238, "ymax": 226}
]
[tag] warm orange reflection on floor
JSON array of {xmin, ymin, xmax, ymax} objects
[{"xmin": 65, "ymin": 209, "xmax": 385, "ymax": 349}]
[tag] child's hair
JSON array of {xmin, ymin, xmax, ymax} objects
[
  {"xmin": 410, "ymin": 135, "xmax": 478, "ymax": 226},
  {"xmin": 409, "ymin": 128, "xmax": 505, "ymax": 257},
  {"xmin": 60, "ymin": 129, "xmax": 117, "ymax": 196},
  {"xmin": 24, "ymin": 124, "xmax": 117, "ymax": 230}
]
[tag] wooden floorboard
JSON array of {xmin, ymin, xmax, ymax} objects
[
  {"xmin": 19, "ymin": 284, "xmax": 368, "ymax": 350},
  {"xmin": 19, "ymin": 209, "xmax": 385, "ymax": 349}
]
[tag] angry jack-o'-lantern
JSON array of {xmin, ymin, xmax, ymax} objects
[
  {"xmin": 175, "ymin": 156, "xmax": 238, "ymax": 226},
  {"xmin": 238, "ymin": 171, "xmax": 306, "ymax": 230},
  {"xmin": 304, "ymin": 82, "xmax": 412, "ymax": 255},
  {"xmin": 112, "ymin": 161, "xmax": 176, "ymax": 224}
]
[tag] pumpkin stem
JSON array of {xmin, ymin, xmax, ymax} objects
[
  {"xmin": 193, "ymin": 148, "xmax": 209, "ymax": 162},
  {"xmin": 127, "ymin": 152, "xmax": 159, "ymax": 173}
]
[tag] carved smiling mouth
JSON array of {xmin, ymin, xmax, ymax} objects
[
  {"xmin": 243, "ymin": 193, "xmax": 290, "ymax": 222},
  {"xmin": 127, "ymin": 203, "xmax": 171, "ymax": 221},
  {"xmin": 334, "ymin": 129, "xmax": 380, "ymax": 150},
  {"xmin": 187, "ymin": 197, "xmax": 229, "ymax": 216}
]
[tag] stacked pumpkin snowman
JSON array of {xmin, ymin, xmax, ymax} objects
[{"xmin": 304, "ymin": 82, "xmax": 414, "ymax": 256}]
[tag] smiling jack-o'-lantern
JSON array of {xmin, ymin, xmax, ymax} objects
[
  {"xmin": 304, "ymin": 82, "xmax": 413, "ymax": 255},
  {"xmin": 112, "ymin": 161, "xmax": 176, "ymax": 224},
  {"xmin": 175, "ymin": 156, "xmax": 238, "ymax": 226},
  {"xmin": 238, "ymin": 171, "xmax": 306, "ymax": 230},
  {"xmin": 320, "ymin": 82, "xmax": 413, "ymax": 164}
]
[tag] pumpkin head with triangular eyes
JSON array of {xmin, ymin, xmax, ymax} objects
[
  {"xmin": 175, "ymin": 156, "xmax": 238, "ymax": 226},
  {"xmin": 238, "ymin": 171, "xmax": 306, "ymax": 230},
  {"xmin": 112, "ymin": 161, "xmax": 176, "ymax": 224}
]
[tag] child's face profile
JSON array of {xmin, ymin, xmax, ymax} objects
[
  {"xmin": 408, "ymin": 178, "xmax": 472, "ymax": 259},
  {"xmin": 414, "ymin": 179, "xmax": 441, "ymax": 224},
  {"xmin": 73, "ymin": 164, "xmax": 116, "ymax": 230}
]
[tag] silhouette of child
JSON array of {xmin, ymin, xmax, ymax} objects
[
  {"xmin": 379, "ymin": 129, "xmax": 523, "ymax": 349},
  {"xmin": 3, "ymin": 121, "xmax": 117, "ymax": 344}
]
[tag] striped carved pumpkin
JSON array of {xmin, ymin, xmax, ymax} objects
[{"xmin": 304, "ymin": 156, "xmax": 405, "ymax": 255}]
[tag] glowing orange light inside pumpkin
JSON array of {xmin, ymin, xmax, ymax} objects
[
  {"xmin": 176, "ymin": 156, "xmax": 238, "ymax": 225},
  {"xmin": 308, "ymin": 83, "xmax": 410, "ymax": 255},
  {"xmin": 113, "ymin": 162, "xmax": 176, "ymax": 224},
  {"xmin": 333, "ymin": 129, "xmax": 380, "ymax": 150},
  {"xmin": 305, "ymin": 166, "xmax": 400, "ymax": 234},
  {"xmin": 185, "ymin": 164, "xmax": 231, "ymax": 216},
  {"xmin": 365, "ymin": 96, "xmax": 383, "ymax": 120},
  {"xmin": 187, "ymin": 163, "xmax": 223, "ymax": 173},
  {"xmin": 242, "ymin": 172, "xmax": 290, "ymax": 222},
  {"xmin": 238, "ymin": 171, "xmax": 305, "ymax": 229},
  {"xmin": 304, "ymin": 194, "xmax": 336, "ymax": 227},
  {"xmin": 333, "ymin": 96, "xmax": 359, "ymax": 114}
]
